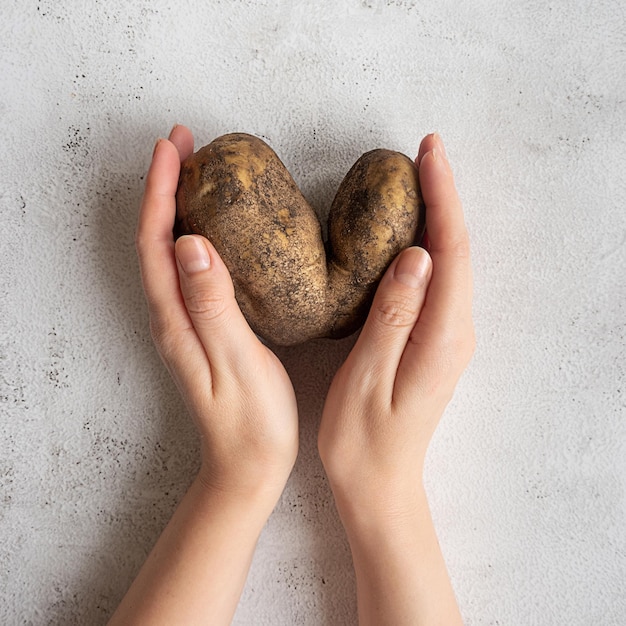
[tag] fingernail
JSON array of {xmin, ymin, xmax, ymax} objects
[
  {"xmin": 425, "ymin": 147, "xmax": 445, "ymax": 169},
  {"xmin": 153, "ymin": 137, "xmax": 163, "ymax": 158},
  {"xmin": 394, "ymin": 247, "xmax": 431, "ymax": 288},
  {"xmin": 432, "ymin": 132, "xmax": 447, "ymax": 159},
  {"xmin": 176, "ymin": 236, "xmax": 211, "ymax": 274}
]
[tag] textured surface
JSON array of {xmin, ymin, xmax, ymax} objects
[{"xmin": 1, "ymin": 1, "xmax": 625, "ymax": 624}]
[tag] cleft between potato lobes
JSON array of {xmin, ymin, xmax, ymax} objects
[{"xmin": 175, "ymin": 133, "xmax": 425, "ymax": 346}]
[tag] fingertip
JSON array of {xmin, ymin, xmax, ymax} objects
[
  {"xmin": 144, "ymin": 137, "xmax": 181, "ymax": 199},
  {"xmin": 175, "ymin": 235, "xmax": 211, "ymax": 275},
  {"xmin": 150, "ymin": 137, "xmax": 177, "ymax": 168},
  {"xmin": 168, "ymin": 123, "xmax": 184, "ymax": 137},
  {"xmin": 168, "ymin": 124, "xmax": 195, "ymax": 161},
  {"xmin": 152, "ymin": 137, "xmax": 164, "ymax": 159},
  {"xmin": 392, "ymin": 246, "xmax": 432, "ymax": 289},
  {"xmin": 175, "ymin": 235, "xmax": 234, "ymax": 286},
  {"xmin": 433, "ymin": 132, "xmax": 447, "ymax": 159},
  {"xmin": 150, "ymin": 135, "xmax": 178, "ymax": 164},
  {"xmin": 421, "ymin": 147, "xmax": 440, "ymax": 168},
  {"xmin": 350, "ymin": 246, "xmax": 432, "ymax": 374},
  {"xmin": 418, "ymin": 145, "xmax": 457, "ymax": 206},
  {"xmin": 417, "ymin": 133, "xmax": 437, "ymax": 165},
  {"xmin": 173, "ymin": 235, "xmax": 261, "ymax": 366},
  {"xmin": 417, "ymin": 132, "xmax": 449, "ymax": 167}
]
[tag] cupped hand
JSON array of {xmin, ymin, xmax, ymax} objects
[
  {"xmin": 136, "ymin": 125, "xmax": 298, "ymax": 499},
  {"xmin": 318, "ymin": 133, "xmax": 475, "ymax": 517}
]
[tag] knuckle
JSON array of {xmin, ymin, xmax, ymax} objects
[
  {"xmin": 149, "ymin": 314, "xmax": 167, "ymax": 345},
  {"xmin": 184, "ymin": 287, "xmax": 228, "ymax": 323},
  {"xmin": 431, "ymin": 231, "xmax": 471, "ymax": 260},
  {"xmin": 448, "ymin": 233, "xmax": 471, "ymax": 259},
  {"xmin": 149, "ymin": 311, "xmax": 184, "ymax": 347},
  {"xmin": 410, "ymin": 321, "xmax": 475, "ymax": 373},
  {"xmin": 374, "ymin": 296, "xmax": 419, "ymax": 328},
  {"xmin": 449, "ymin": 335, "xmax": 474, "ymax": 366},
  {"xmin": 438, "ymin": 328, "xmax": 476, "ymax": 370},
  {"xmin": 454, "ymin": 317, "xmax": 476, "ymax": 362},
  {"xmin": 149, "ymin": 314, "xmax": 177, "ymax": 360},
  {"xmin": 148, "ymin": 322, "xmax": 160, "ymax": 349}
]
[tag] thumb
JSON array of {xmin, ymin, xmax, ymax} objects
[
  {"xmin": 175, "ymin": 234, "xmax": 260, "ymax": 368},
  {"xmin": 350, "ymin": 246, "xmax": 432, "ymax": 382}
]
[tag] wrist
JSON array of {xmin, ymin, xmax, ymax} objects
[
  {"xmin": 331, "ymin": 476, "xmax": 429, "ymax": 540},
  {"xmin": 334, "ymin": 480, "xmax": 463, "ymax": 626},
  {"xmin": 195, "ymin": 465, "xmax": 287, "ymax": 520}
]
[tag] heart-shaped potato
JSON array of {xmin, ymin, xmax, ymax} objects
[{"xmin": 175, "ymin": 133, "xmax": 424, "ymax": 346}]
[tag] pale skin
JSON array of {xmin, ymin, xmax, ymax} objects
[{"xmin": 109, "ymin": 125, "xmax": 474, "ymax": 625}]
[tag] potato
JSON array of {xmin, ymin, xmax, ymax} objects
[{"xmin": 175, "ymin": 133, "xmax": 425, "ymax": 346}]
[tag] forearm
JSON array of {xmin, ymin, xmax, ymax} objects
[
  {"xmin": 338, "ymin": 485, "xmax": 462, "ymax": 626},
  {"xmin": 108, "ymin": 476, "xmax": 279, "ymax": 626}
]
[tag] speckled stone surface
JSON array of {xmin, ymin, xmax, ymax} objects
[{"xmin": 1, "ymin": 1, "xmax": 625, "ymax": 624}]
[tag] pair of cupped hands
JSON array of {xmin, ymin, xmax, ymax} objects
[{"xmin": 137, "ymin": 124, "xmax": 474, "ymax": 522}]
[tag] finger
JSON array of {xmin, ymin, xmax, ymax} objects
[
  {"xmin": 174, "ymin": 235, "xmax": 263, "ymax": 381},
  {"xmin": 417, "ymin": 138, "xmax": 473, "ymax": 335},
  {"xmin": 416, "ymin": 132, "xmax": 439, "ymax": 166},
  {"xmin": 347, "ymin": 247, "xmax": 432, "ymax": 395},
  {"xmin": 168, "ymin": 124, "xmax": 194, "ymax": 161},
  {"xmin": 393, "ymin": 138, "xmax": 474, "ymax": 402},
  {"xmin": 136, "ymin": 137, "xmax": 188, "ymax": 333},
  {"xmin": 136, "ymin": 130, "xmax": 218, "ymax": 397}
]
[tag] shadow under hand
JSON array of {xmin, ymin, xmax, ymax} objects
[
  {"xmin": 270, "ymin": 336, "xmax": 359, "ymax": 626},
  {"xmin": 48, "ymin": 126, "xmax": 202, "ymax": 625}
]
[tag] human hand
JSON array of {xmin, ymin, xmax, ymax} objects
[
  {"xmin": 317, "ymin": 133, "xmax": 472, "ymax": 625},
  {"xmin": 318, "ymin": 132, "xmax": 474, "ymax": 517},
  {"xmin": 136, "ymin": 125, "xmax": 299, "ymax": 500},
  {"xmin": 111, "ymin": 126, "xmax": 299, "ymax": 624}
]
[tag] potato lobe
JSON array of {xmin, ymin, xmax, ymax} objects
[{"xmin": 175, "ymin": 133, "xmax": 424, "ymax": 345}]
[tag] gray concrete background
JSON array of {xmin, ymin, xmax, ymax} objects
[{"xmin": 1, "ymin": 1, "xmax": 625, "ymax": 624}]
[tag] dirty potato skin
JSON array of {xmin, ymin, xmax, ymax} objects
[{"xmin": 175, "ymin": 133, "xmax": 424, "ymax": 346}]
